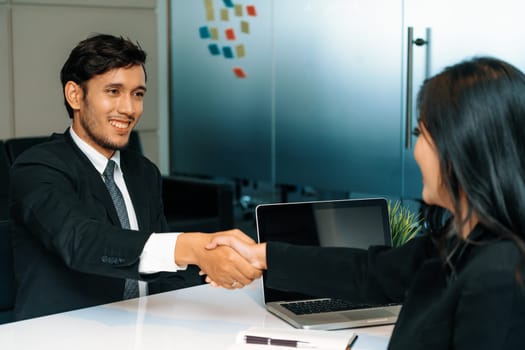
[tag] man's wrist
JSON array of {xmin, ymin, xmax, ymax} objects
[
  {"xmin": 174, "ymin": 232, "xmax": 205, "ymax": 266},
  {"xmin": 140, "ymin": 232, "xmax": 184, "ymax": 273}
]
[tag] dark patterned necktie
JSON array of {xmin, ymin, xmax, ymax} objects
[{"xmin": 102, "ymin": 160, "xmax": 139, "ymax": 299}]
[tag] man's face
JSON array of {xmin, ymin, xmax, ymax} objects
[{"xmin": 69, "ymin": 65, "xmax": 146, "ymax": 158}]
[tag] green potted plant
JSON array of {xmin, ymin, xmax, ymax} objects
[{"xmin": 388, "ymin": 200, "xmax": 422, "ymax": 247}]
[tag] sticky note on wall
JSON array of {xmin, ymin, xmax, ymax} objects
[
  {"xmin": 221, "ymin": 8, "xmax": 229, "ymax": 21},
  {"xmin": 225, "ymin": 28, "xmax": 236, "ymax": 40},
  {"xmin": 233, "ymin": 67, "xmax": 247, "ymax": 78},
  {"xmin": 208, "ymin": 44, "xmax": 221, "ymax": 55},
  {"xmin": 210, "ymin": 27, "xmax": 219, "ymax": 40},
  {"xmin": 236, "ymin": 44, "xmax": 245, "ymax": 58},
  {"xmin": 199, "ymin": 26, "xmax": 211, "ymax": 39},
  {"xmin": 241, "ymin": 21, "xmax": 250, "ymax": 34},
  {"xmin": 222, "ymin": 46, "xmax": 234, "ymax": 58},
  {"xmin": 223, "ymin": 0, "xmax": 234, "ymax": 8},
  {"xmin": 206, "ymin": 8, "xmax": 215, "ymax": 21},
  {"xmin": 234, "ymin": 4, "xmax": 243, "ymax": 16},
  {"xmin": 246, "ymin": 5, "xmax": 257, "ymax": 16}
]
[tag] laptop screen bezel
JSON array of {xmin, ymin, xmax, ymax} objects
[{"xmin": 255, "ymin": 198, "xmax": 392, "ymax": 303}]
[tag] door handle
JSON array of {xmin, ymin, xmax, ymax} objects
[{"xmin": 405, "ymin": 27, "xmax": 430, "ymax": 149}]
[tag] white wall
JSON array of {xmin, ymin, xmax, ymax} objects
[
  {"xmin": 0, "ymin": 2, "xmax": 13, "ymax": 138},
  {"xmin": 0, "ymin": 0, "xmax": 167, "ymax": 168}
]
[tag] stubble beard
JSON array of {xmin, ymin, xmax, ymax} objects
[{"xmin": 80, "ymin": 113, "xmax": 129, "ymax": 151}]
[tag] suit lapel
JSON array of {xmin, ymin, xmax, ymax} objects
[
  {"xmin": 91, "ymin": 170, "xmax": 122, "ymax": 227},
  {"xmin": 120, "ymin": 152, "xmax": 150, "ymax": 230},
  {"xmin": 62, "ymin": 130, "xmax": 122, "ymax": 227}
]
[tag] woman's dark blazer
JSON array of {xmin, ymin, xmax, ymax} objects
[
  {"xmin": 266, "ymin": 230, "xmax": 525, "ymax": 349},
  {"xmin": 9, "ymin": 130, "xmax": 188, "ymax": 320}
]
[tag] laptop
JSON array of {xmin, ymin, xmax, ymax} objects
[{"xmin": 255, "ymin": 198, "xmax": 401, "ymax": 330}]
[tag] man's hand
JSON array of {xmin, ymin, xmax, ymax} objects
[
  {"xmin": 206, "ymin": 235, "xmax": 267, "ymax": 270},
  {"xmin": 175, "ymin": 229, "xmax": 262, "ymax": 289},
  {"xmin": 203, "ymin": 234, "xmax": 268, "ymax": 287}
]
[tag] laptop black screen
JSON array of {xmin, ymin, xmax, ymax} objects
[{"xmin": 256, "ymin": 198, "xmax": 391, "ymax": 303}]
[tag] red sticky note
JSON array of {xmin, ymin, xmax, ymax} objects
[
  {"xmin": 225, "ymin": 28, "xmax": 236, "ymax": 40},
  {"xmin": 246, "ymin": 5, "xmax": 257, "ymax": 16},
  {"xmin": 233, "ymin": 67, "xmax": 247, "ymax": 78}
]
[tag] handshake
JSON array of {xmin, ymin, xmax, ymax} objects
[{"xmin": 176, "ymin": 229, "xmax": 267, "ymax": 290}]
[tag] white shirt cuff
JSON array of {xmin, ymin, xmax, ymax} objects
[{"xmin": 139, "ymin": 232, "xmax": 188, "ymax": 273}]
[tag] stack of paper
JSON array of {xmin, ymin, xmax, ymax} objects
[{"xmin": 230, "ymin": 327, "xmax": 357, "ymax": 350}]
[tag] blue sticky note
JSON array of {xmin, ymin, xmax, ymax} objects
[
  {"xmin": 223, "ymin": 0, "xmax": 234, "ymax": 8},
  {"xmin": 222, "ymin": 46, "xmax": 234, "ymax": 58},
  {"xmin": 199, "ymin": 26, "xmax": 211, "ymax": 39},
  {"xmin": 208, "ymin": 44, "xmax": 220, "ymax": 55}
]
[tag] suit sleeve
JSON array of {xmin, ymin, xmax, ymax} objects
[
  {"xmin": 9, "ymin": 147, "xmax": 152, "ymax": 280},
  {"xmin": 266, "ymin": 235, "xmax": 436, "ymax": 303}
]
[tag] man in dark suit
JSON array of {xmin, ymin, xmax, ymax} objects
[{"xmin": 9, "ymin": 34, "xmax": 259, "ymax": 321}]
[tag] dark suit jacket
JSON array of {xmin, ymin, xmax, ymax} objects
[
  {"xmin": 9, "ymin": 130, "xmax": 191, "ymax": 320},
  {"xmin": 266, "ymin": 229, "xmax": 525, "ymax": 349}
]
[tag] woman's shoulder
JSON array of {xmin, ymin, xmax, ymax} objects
[
  {"xmin": 461, "ymin": 239, "xmax": 523, "ymax": 289},
  {"xmin": 472, "ymin": 238, "xmax": 521, "ymax": 267}
]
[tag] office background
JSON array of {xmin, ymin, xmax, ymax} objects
[{"xmin": 2, "ymin": 0, "xmax": 525, "ymax": 207}]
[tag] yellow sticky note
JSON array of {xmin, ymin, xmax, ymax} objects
[
  {"xmin": 210, "ymin": 27, "xmax": 219, "ymax": 40},
  {"xmin": 235, "ymin": 4, "xmax": 243, "ymax": 16},
  {"xmin": 204, "ymin": 0, "xmax": 213, "ymax": 9},
  {"xmin": 236, "ymin": 44, "xmax": 246, "ymax": 58},
  {"xmin": 241, "ymin": 21, "xmax": 250, "ymax": 34},
  {"xmin": 221, "ymin": 8, "xmax": 229, "ymax": 21},
  {"xmin": 206, "ymin": 8, "xmax": 215, "ymax": 21}
]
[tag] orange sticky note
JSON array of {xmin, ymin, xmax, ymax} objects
[
  {"xmin": 233, "ymin": 67, "xmax": 247, "ymax": 78},
  {"xmin": 246, "ymin": 5, "xmax": 257, "ymax": 16},
  {"xmin": 225, "ymin": 28, "xmax": 236, "ymax": 40}
]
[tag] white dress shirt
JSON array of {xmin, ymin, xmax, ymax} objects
[{"xmin": 69, "ymin": 128, "xmax": 186, "ymax": 296}]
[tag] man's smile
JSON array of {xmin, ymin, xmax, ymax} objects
[{"xmin": 109, "ymin": 118, "xmax": 133, "ymax": 129}]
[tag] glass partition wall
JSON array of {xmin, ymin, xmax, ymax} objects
[
  {"xmin": 170, "ymin": 0, "xmax": 274, "ymax": 182},
  {"xmin": 169, "ymin": 0, "xmax": 420, "ymax": 205}
]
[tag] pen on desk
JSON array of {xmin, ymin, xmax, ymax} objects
[
  {"xmin": 244, "ymin": 335, "xmax": 316, "ymax": 348},
  {"xmin": 347, "ymin": 334, "xmax": 358, "ymax": 350}
]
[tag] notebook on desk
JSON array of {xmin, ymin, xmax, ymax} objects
[{"xmin": 256, "ymin": 198, "xmax": 401, "ymax": 330}]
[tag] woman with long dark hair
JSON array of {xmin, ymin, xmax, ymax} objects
[{"xmin": 207, "ymin": 57, "xmax": 525, "ymax": 349}]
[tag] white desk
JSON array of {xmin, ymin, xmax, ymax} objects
[{"xmin": 0, "ymin": 280, "xmax": 392, "ymax": 349}]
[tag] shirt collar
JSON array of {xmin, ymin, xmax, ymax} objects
[{"xmin": 69, "ymin": 127, "xmax": 122, "ymax": 175}]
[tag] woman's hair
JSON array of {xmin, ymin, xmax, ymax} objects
[
  {"xmin": 60, "ymin": 34, "xmax": 147, "ymax": 119},
  {"xmin": 417, "ymin": 57, "xmax": 525, "ymax": 277}
]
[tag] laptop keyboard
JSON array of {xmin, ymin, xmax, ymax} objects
[{"xmin": 282, "ymin": 298, "xmax": 377, "ymax": 315}]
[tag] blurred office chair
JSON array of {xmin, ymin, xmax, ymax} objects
[
  {"xmin": 0, "ymin": 141, "xmax": 10, "ymax": 221},
  {"xmin": 4, "ymin": 136, "xmax": 50, "ymax": 164},
  {"xmin": 161, "ymin": 174, "xmax": 234, "ymax": 232},
  {"xmin": 0, "ymin": 220, "xmax": 15, "ymax": 324},
  {"xmin": 125, "ymin": 131, "xmax": 234, "ymax": 232}
]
